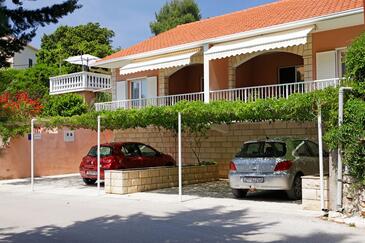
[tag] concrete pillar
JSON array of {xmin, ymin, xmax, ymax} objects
[
  {"xmin": 228, "ymin": 57, "xmax": 236, "ymax": 89},
  {"xmin": 111, "ymin": 69, "xmax": 118, "ymax": 101},
  {"xmin": 329, "ymin": 151, "xmax": 338, "ymax": 211},
  {"xmin": 203, "ymin": 44, "xmax": 210, "ymax": 103}
]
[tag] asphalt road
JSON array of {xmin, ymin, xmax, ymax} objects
[{"xmin": 0, "ymin": 180, "xmax": 364, "ymax": 243}]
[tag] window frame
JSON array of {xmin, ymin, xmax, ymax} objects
[
  {"xmin": 278, "ymin": 65, "xmax": 305, "ymax": 84},
  {"xmin": 137, "ymin": 143, "xmax": 159, "ymax": 157},
  {"xmin": 120, "ymin": 143, "xmax": 140, "ymax": 157},
  {"xmin": 336, "ymin": 47, "xmax": 347, "ymax": 78}
]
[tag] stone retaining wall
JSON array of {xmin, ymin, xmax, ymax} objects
[
  {"xmin": 302, "ymin": 175, "xmax": 329, "ymax": 211},
  {"xmin": 105, "ymin": 165, "xmax": 219, "ymax": 195},
  {"xmin": 114, "ymin": 121, "xmax": 317, "ymax": 179},
  {"xmin": 343, "ymin": 175, "xmax": 365, "ymax": 217}
]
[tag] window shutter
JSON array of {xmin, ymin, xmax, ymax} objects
[
  {"xmin": 316, "ymin": 51, "xmax": 336, "ymax": 80},
  {"xmin": 116, "ymin": 81, "xmax": 128, "ymax": 100},
  {"xmin": 146, "ymin": 77, "xmax": 157, "ymax": 98}
]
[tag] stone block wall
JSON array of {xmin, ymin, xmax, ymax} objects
[
  {"xmin": 114, "ymin": 121, "xmax": 317, "ymax": 179},
  {"xmin": 105, "ymin": 165, "xmax": 219, "ymax": 195},
  {"xmin": 343, "ymin": 175, "xmax": 365, "ymax": 216},
  {"xmin": 302, "ymin": 176, "xmax": 329, "ymax": 211}
]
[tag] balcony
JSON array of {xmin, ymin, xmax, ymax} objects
[
  {"xmin": 49, "ymin": 71, "xmax": 111, "ymax": 95},
  {"xmin": 95, "ymin": 78, "xmax": 341, "ymax": 111}
]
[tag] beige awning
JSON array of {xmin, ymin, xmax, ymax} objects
[
  {"xmin": 120, "ymin": 50, "xmax": 199, "ymax": 75},
  {"xmin": 205, "ymin": 26, "xmax": 314, "ymax": 60}
]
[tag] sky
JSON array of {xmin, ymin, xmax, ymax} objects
[{"xmin": 11, "ymin": 0, "xmax": 277, "ymax": 49}]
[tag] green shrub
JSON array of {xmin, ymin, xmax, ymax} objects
[
  {"xmin": 346, "ymin": 32, "xmax": 365, "ymax": 83},
  {"xmin": 42, "ymin": 93, "xmax": 88, "ymax": 117}
]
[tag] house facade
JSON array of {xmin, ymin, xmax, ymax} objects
[
  {"xmin": 93, "ymin": 0, "xmax": 364, "ymax": 111},
  {"xmin": 7, "ymin": 44, "xmax": 38, "ymax": 69}
]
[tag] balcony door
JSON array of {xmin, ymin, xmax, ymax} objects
[
  {"xmin": 130, "ymin": 77, "xmax": 157, "ymax": 107},
  {"xmin": 131, "ymin": 79, "xmax": 148, "ymax": 100}
]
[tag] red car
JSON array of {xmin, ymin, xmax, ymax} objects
[{"xmin": 79, "ymin": 142, "xmax": 175, "ymax": 185}]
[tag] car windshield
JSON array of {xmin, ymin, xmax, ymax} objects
[
  {"xmin": 87, "ymin": 146, "xmax": 112, "ymax": 157},
  {"xmin": 236, "ymin": 142, "xmax": 286, "ymax": 158}
]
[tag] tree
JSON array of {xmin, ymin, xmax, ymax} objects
[
  {"xmin": 42, "ymin": 93, "xmax": 88, "ymax": 117},
  {"xmin": 0, "ymin": 64, "xmax": 65, "ymax": 99},
  {"xmin": 150, "ymin": 0, "xmax": 201, "ymax": 35},
  {"xmin": 37, "ymin": 23, "xmax": 115, "ymax": 72},
  {"xmin": 0, "ymin": 0, "xmax": 81, "ymax": 67}
]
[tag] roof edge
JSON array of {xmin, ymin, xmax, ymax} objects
[{"xmin": 95, "ymin": 7, "xmax": 363, "ymax": 68}]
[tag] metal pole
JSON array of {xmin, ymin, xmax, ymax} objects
[
  {"xmin": 317, "ymin": 103, "xmax": 325, "ymax": 211},
  {"xmin": 337, "ymin": 87, "xmax": 352, "ymax": 210},
  {"xmin": 97, "ymin": 115, "xmax": 101, "ymax": 194},
  {"xmin": 30, "ymin": 118, "xmax": 36, "ymax": 192},
  {"xmin": 178, "ymin": 112, "xmax": 182, "ymax": 202}
]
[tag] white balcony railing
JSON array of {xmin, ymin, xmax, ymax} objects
[
  {"xmin": 49, "ymin": 71, "xmax": 111, "ymax": 95},
  {"xmin": 95, "ymin": 91, "xmax": 204, "ymax": 111},
  {"xmin": 95, "ymin": 78, "xmax": 341, "ymax": 111},
  {"xmin": 209, "ymin": 78, "xmax": 341, "ymax": 102}
]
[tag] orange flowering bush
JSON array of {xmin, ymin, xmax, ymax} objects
[
  {"xmin": 0, "ymin": 92, "xmax": 42, "ymax": 119},
  {"xmin": 0, "ymin": 92, "xmax": 43, "ymax": 144}
]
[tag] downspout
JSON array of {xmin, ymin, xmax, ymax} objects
[{"xmin": 336, "ymin": 87, "xmax": 352, "ymax": 211}]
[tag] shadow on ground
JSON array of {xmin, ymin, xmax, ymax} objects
[
  {"xmin": 0, "ymin": 206, "xmax": 352, "ymax": 243},
  {"xmin": 153, "ymin": 180, "xmax": 301, "ymax": 204}
]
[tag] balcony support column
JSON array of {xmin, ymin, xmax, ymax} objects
[{"xmin": 203, "ymin": 44, "xmax": 210, "ymax": 103}]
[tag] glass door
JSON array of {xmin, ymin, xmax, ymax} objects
[{"xmin": 131, "ymin": 79, "xmax": 147, "ymax": 108}]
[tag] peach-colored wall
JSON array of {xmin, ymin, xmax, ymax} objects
[
  {"xmin": 312, "ymin": 25, "xmax": 365, "ymax": 79},
  {"xmin": 0, "ymin": 129, "xmax": 113, "ymax": 179},
  {"xmin": 169, "ymin": 64, "xmax": 203, "ymax": 95},
  {"xmin": 236, "ymin": 52, "xmax": 303, "ymax": 88},
  {"xmin": 210, "ymin": 58, "xmax": 229, "ymax": 90}
]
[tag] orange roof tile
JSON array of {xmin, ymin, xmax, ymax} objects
[{"xmin": 102, "ymin": 0, "xmax": 363, "ymax": 62}]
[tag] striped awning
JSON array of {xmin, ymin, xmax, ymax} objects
[
  {"xmin": 120, "ymin": 50, "xmax": 199, "ymax": 75},
  {"xmin": 205, "ymin": 26, "xmax": 314, "ymax": 60}
]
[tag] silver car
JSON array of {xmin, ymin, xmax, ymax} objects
[{"xmin": 229, "ymin": 138, "xmax": 328, "ymax": 200}]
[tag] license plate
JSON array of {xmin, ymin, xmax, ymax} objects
[
  {"xmin": 242, "ymin": 177, "xmax": 264, "ymax": 183},
  {"xmin": 86, "ymin": 171, "xmax": 97, "ymax": 176}
]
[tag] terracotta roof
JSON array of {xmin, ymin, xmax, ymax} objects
[{"xmin": 102, "ymin": 0, "xmax": 363, "ymax": 62}]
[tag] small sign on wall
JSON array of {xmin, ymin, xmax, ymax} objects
[
  {"xmin": 28, "ymin": 133, "xmax": 41, "ymax": 140},
  {"xmin": 64, "ymin": 131, "xmax": 75, "ymax": 142}
]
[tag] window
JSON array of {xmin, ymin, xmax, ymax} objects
[
  {"xmin": 306, "ymin": 141, "xmax": 319, "ymax": 157},
  {"xmin": 236, "ymin": 142, "xmax": 286, "ymax": 158},
  {"xmin": 28, "ymin": 58, "xmax": 33, "ymax": 68},
  {"xmin": 88, "ymin": 146, "xmax": 112, "ymax": 157},
  {"xmin": 138, "ymin": 144, "xmax": 157, "ymax": 157},
  {"xmin": 336, "ymin": 48, "xmax": 347, "ymax": 78},
  {"xmin": 131, "ymin": 79, "xmax": 148, "ymax": 100},
  {"xmin": 294, "ymin": 141, "xmax": 311, "ymax": 157},
  {"xmin": 279, "ymin": 65, "xmax": 304, "ymax": 84},
  {"xmin": 121, "ymin": 144, "xmax": 140, "ymax": 157}
]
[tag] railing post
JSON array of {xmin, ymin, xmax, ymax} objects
[
  {"xmin": 49, "ymin": 79, "xmax": 53, "ymax": 94},
  {"xmin": 285, "ymin": 85, "xmax": 289, "ymax": 99},
  {"xmin": 82, "ymin": 72, "xmax": 88, "ymax": 89}
]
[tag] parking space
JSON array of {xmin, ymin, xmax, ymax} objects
[
  {"xmin": 0, "ymin": 174, "xmax": 101, "ymax": 196},
  {"xmin": 0, "ymin": 175, "xmax": 301, "ymax": 206}
]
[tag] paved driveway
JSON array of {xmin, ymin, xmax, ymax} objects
[{"xmin": 0, "ymin": 182, "xmax": 364, "ymax": 243}]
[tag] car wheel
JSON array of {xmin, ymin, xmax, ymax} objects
[
  {"xmin": 286, "ymin": 174, "xmax": 302, "ymax": 200},
  {"xmin": 83, "ymin": 178, "xmax": 97, "ymax": 185},
  {"xmin": 232, "ymin": 188, "xmax": 248, "ymax": 199}
]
